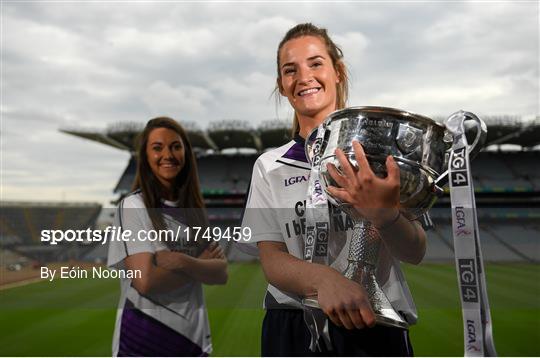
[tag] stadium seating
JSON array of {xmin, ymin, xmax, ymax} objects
[
  {"xmin": 198, "ymin": 154, "xmax": 257, "ymax": 194},
  {"xmin": 472, "ymin": 152, "xmax": 538, "ymax": 192},
  {"xmin": 0, "ymin": 248, "xmax": 31, "ymax": 267},
  {"xmin": 0, "ymin": 203, "xmax": 102, "ymax": 263},
  {"xmin": 419, "ymin": 206, "xmax": 539, "ymax": 262},
  {"xmin": 4, "ymin": 120, "xmax": 539, "ymax": 265}
]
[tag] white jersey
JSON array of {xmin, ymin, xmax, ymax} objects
[
  {"xmin": 107, "ymin": 191, "xmax": 212, "ymax": 356},
  {"xmin": 241, "ymin": 136, "xmax": 429, "ymax": 324}
]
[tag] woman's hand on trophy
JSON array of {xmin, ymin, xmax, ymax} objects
[
  {"xmin": 326, "ymin": 140, "xmax": 401, "ymax": 227},
  {"xmin": 317, "ymin": 268, "xmax": 376, "ymax": 330}
]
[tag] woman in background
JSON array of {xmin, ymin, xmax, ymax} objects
[{"xmin": 108, "ymin": 117, "xmax": 227, "ymax": 356}]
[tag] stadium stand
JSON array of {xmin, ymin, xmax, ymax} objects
[
  {"xmin": 207, "ymin": 120, "xmax": 261, "ymax": 151},
  {"xmin": 0, "ymin": 202, "xmax": 102, "ymax": 263},
  {"xmin": 481, "ymin": 221, "xmax": 540, "ymax": 262},
  {"xmin": 4, "ymin": 117, "xmax": 537, "ymax": 265},
  {"xmin": 257, "ymin": 119, "xmax": 292, "ymax": 149},
  {"xmin": 198, "ymin": 154, "xmax": 257, "ymax": 195},
  {"xmin": 61, "ymin": 118, "xmax": 540, "ymax": 263},
  {"xmin": 425, "ymin": 222, "xmax": 536, "ymax": 263},
  {"xmin": 472, "ymin": 152, "xmax": 537, "ymax": 192},
  {"xmin": 0, "ymin": 248, "xmax": 31, "ymax": 267},
  {"xmin": 81, "ymin": 242, "xmax": 108, "ymax": 264}
]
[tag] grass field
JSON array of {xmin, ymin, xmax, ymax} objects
[{"xmin": 0, "ymin": 262, "xmax": 538, "ymax": 356}]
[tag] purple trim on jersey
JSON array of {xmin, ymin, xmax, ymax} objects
[
  {"xmin": 118, "ymin": 300, "xmax": 207, "ymax": 357},
  {"xmin": 282, "ymin": 141, "xmax": 308, "ymax": 163}
]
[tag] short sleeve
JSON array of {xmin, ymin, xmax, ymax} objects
[
  {"xmin": 107, "ymin": 195, "xmax": 158, "ymax": 269},
  {"xmin": 238, "ymin": 159, "xmax": 284, "ymax": 255}
]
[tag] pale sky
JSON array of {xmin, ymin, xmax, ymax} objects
[{"xmin": 2, "ymin": 1, "xmax": 538, "ymax": 206}]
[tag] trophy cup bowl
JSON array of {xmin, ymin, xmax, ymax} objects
[{"xmin": 303, "ymin": 106, "xmax": 486, "ymax": 329}]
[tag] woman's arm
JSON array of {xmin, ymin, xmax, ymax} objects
[
  {"xmin": 326, "ymin": 140, "xmax": 426, "ymax": 264},
  {"xmin": 372, "ymin": 209, "xmax": 426, "ymax": 265},
  {"xmin": 154, "ymin": 243, "xmax": 228, "ymax": 285},
  {"xmin": 124, "ymin": 252, "xmax": 192, "ymax": 295},
  {"xmin": 258, "ymin": 241, "xmax": 376, "ymax": 330}
]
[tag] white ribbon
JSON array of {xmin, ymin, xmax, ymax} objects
[
  {"xmin": 303, "ymin": 124, "xmax": 333, "ymax": 352},
  {"xmin": 447, "ymin": 111, "xmax": 497, "ymax": 357}
]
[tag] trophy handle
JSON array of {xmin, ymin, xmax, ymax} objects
[
  {"xmin": 459, "ymin": 111, "xmax": 488, "ymax": 159},
  {"xmin": 435, "ymin": 111, "xmax": 487, "ymax": 187}
]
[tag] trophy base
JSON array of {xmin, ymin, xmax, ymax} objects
[{"xmin": 302, "ymin": 298, "xmax": 409, "ymax": 330}]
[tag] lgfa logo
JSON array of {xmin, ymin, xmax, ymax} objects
[
  {"xmin": 466, "ymin": 319, "xmax": 481, "ymax": 353},
  {"xmin": 454, "ymin": 206, "xmax": 471, "ymax": 236},
  {"xmin": 284, "ymin": 175, "xmax": 308, "ymax": 187}
]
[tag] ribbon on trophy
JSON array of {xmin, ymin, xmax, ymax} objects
[
  {"xmin": 303, "ymin": 124, "xmax": 333, "ymax": 351},
  {"xmin": 446, "ymin": 111, "xmax": 497, "ymax": 357}
]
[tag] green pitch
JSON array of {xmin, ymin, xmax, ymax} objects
[{"xmin": 0, "ymin": 263, "xmax": 538, "ymax": 356}]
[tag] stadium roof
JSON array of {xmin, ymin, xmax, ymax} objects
[
  {"xmin": 207, "ymin": 120, "xmax": 262, "ymax": 150},
  {"xmin": 60, "ymin": 129, "xmax": 131, "ymax": 151},
  {"xmin": 258, "ymin": 119, "xmax": 292, "ymax": 149},
  {"xmin": 60, "ymin": 116, "xmax": 540, "ymax": 153},
  {"xmin": 485, "ymin": 123, "xmax": 540, "ymax": 147}
]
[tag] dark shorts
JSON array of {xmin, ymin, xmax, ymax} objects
[{"xmin": 261, "ymin": 309, "xmax": 414, "ymax": 357}]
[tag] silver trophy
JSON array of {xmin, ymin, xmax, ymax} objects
[{"xmin": 304, "ymin": 106, "xmax": 487, "ymax": 329}]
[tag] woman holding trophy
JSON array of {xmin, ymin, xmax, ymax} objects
[{"xmin": 242, "ymin": 23, "xmax": 429, "ymax": 356}]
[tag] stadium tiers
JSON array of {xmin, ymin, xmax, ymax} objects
[
  {"xmin": 258, "ymin": 128, "xmax": 291, "ymax": 149},
  {"xmin": 485, "ymin": 122, "xmax": 540, "ymax": 147},
  {"xmin": 188, "ymin": 130, "xmax": 217, "ymax": 151},
  {"xmin": 0, "ymin": 202, "xmax": 102, "ymax": 262},
  {"xmin": 60, "ymin": 119, "xmax": 540, "ymax": 265},
  {"xmin": 207, "ymin": 129, "xmax": 261, "ymax": 151},
  {"xmin": 108, "ymin": 151, "xmax": 540, "ymax": 196},
  {"xmin": 0, "ymin": 248, "xmax": 31, "ymax": 266},
  {"xmin": 60, "ymin": 118, "xmax": 540, "ymax": 195},
  {"xmin": 5, "ymin": 121, "xmax": 535, "ymax": 264}
]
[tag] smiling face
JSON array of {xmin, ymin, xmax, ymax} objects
[
  {"xmin": 278, "ymin": 35, "xmax": 340, "ymax": 124},
  {"xmin": 146, "ymin": 127, "xmax": 185, "ymax": 191}
]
